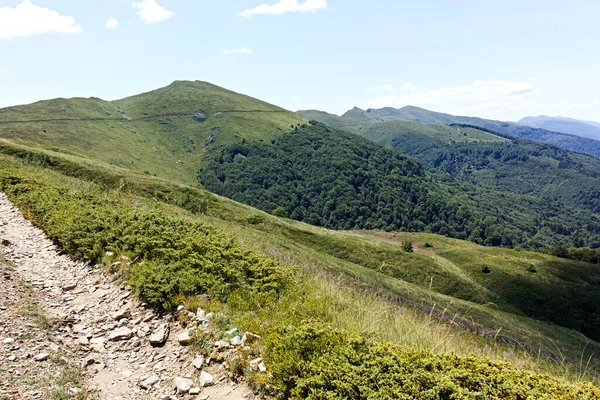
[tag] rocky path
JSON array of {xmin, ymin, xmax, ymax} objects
[{"xmin": 0, "ymin": 193, "xmax": 256, "ymax": 400}]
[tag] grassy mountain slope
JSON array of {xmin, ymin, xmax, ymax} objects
[
  {"xmin": 300, "ymin": 110, "xmax": 600, "ymax": 216},
  {"xmin": 520, "ymin": 115, "xmax": 600, "ymax": 141},
  {"xmin": 0, "ymin": 81, "xmax": 305, "ymax": 184},
  {"xmin": 340, "ymin": 105, "xmax": 600, "ymax": 158},
  {"xmin": 1, "ymin": 140, "xmax": 600, "ymax": 388}
]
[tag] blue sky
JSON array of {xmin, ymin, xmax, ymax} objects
[{"xmin": 1, "ymin": 0, "xmax": 599, "ymax": 121}]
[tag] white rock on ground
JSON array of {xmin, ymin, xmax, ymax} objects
[
  {"xmin": 149, "ymin": 323, "xmax": 170, "ymax": 346},
  {"xmin": 200, "ymin": 371, "xmax": 214, "ymax": 387},
  {"xmin": 177, "ymin": 330, "xmax": 192, "ymax": 345},
  {"xmin": 172, "ymin": 376, "xmax": 194, "ymax": 393}
]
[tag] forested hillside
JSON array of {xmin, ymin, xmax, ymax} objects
[
  {"xmin": 300, "ymin": 110, "xmax": 600, "ymax": 216},
  {"xmin": 200, "ymin": 123, "xmax": 600, "ymax": 248}
]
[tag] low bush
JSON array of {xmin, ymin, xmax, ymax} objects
[
  {"xmin": 267, "ymin": 322, "xmax": 600, "ymax": 399},
  {"xmin": 0, "ymin": 171, "xmax": 288, "ymax": 310}
]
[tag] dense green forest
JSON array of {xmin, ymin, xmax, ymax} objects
[
  {"xmin": 200, "ymin": 123, "xmax": 600, "ymax": 249},
  {"xmin": 365, "ymin": 123, "xmax": 600, "ymax": 214}
]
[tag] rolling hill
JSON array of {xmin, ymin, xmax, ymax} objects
[
  {"xmin": 0, "ymin": 80, "xmax": 305, "ymax": 185},
  {"xmin": 520, "ymin": 115, "xmax": 600, "ymax": 141},
  {"xmin": 338, "ymin": 105, "xmax": 600, "ymax": 158}
]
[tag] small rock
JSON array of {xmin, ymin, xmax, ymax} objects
[
  {"xmin": 83, "ymin": 356, "xmax": 98, "ymax": 368},
  {"xmin": 149, "ymin": 324, "xmax": 169, "ymax": 347},
  {"xmin": 258, "ymin": 362, "xmax": 267, "ymax": 372},
  {"xmin": 230, "ymin": 336, "xmax": 242, "ymax": 346},
  {"xmin": 172, "ymin": 376, "xmax": 193, "ymax": 393},
  {"xmin": 77, "ymin": 337, "xmax": 89, "ymax": 346},
  {"xmin": 7, "ymin": 355, "xmax": 16, "ymax": 361},
  {"xmin": 249, "ymin": 358, "xmax": 263, "ymax": 370},
  {"xmin": 111, "ymin": 307, "xmax": 131, "ymax": 321},
  {"xmin": 1, "ymin": 239, "xmax": 10, "ymax": 246},
  {"xmin": 62, "ymin": 282, "xmax": 77, "ymax": 292},
  {"xmin": 177, "ymin": 305, "xmax": 185, "ymax": 312},
  {"xmin": 196, "ymin": 308, "xmax": 206, "ymax": 319},
  {"xmin": 105, "ymin": 251, "xmax": 114, "ymax": 257},
  {"xmin": 198, "ymin": 395, "xmax": 210, "ymax": 400},
  {"xmin": 139, "ymin": 374, "xmax": 159, "ymax": 390},
  {"xmin": 214, "ymin": 340, "xmax": 229, "ymax": 349},
  {"xmin": 3, "ymin": 337, "xmax": 15, "ymax": 344},
  {"xmin": 109, "ymin": 327, "xmax": 133, "ymax": 341},
  {"xmin": 189, "ymin": 387, "xmax": 201, "ymax": 395},
  {"xmin": 90, "ymin": 337, "xmax": 105, "ymax": 345},
  {"xmin": 177, "ymin": 331, "xmax": 192, "ymax": 345},
  {"xmin": 192, "ymin": 355, "xmax": 204, "ymax": 370},
  {"xmin": 242, "ymin": 332, "xmax": 261, "ymax": 345},
  {"xmin": 34, "ymin": 353, "xmax": 49, "ymax": 361},
  {"xmin": 200, "ymin": 371, "xmax": 214, "ymax": 387},
  {"xmin": 226, "ymin": 328, "xmax": 238, "ymax": 336}
]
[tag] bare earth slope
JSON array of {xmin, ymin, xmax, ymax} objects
[{"xmin": 0, "ymin": 193, "xmax": 253, "ymax": 400}]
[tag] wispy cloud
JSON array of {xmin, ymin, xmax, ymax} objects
[
  {"xmin": 133, "ymin": 0, "xmax": 173, "ymax": 24},
  {"xmin": 239, "ymin": 0, "xmax": 327, "ymax": 17},
  {"xmin": 222, "ymin": 47, "xmax": 254, "ymax": 55},
  {"xmin": 363, "ymin": 80, "xmax": 537, "ymax": 113},
  {"xmin": 0, "ymin": 0, "xmax": 82, "ymax": 40},
  {"xmin": 105, "ymin": 18, "xmax": 119, "ymax": 29}
]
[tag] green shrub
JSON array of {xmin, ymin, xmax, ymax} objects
[
  {"xmin": 266, "ymin": 322, "xmax": 600, "ymax": 399},
  {"xmin": 272, "ymin": 206, "xmax": 288, "ymax": 218},
  {"xmin": 401, "ymin": 240, "xmax": 413, "ymax": 253},
  {"xmin": 0, "ymin": 172, "xmax": 288, "ymax": 310}
]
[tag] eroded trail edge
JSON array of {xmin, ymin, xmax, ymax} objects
[{"xmin": 0, "ymin": 192, "xmax": 254, "ymax": 400}]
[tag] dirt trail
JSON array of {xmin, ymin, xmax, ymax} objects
[{"xmin": 0, "ymin": 192, "xmax": 254, "ymax": 400}]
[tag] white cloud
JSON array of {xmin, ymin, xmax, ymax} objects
[
  {"xmin": 239, "ymin": 0, "xmax": 327, "ymax": 17},
  {"xmin": 363, "ymin": 79, "xmax": 538, "ymax": 114},
  {"xmin": 133, "ymin": 0, "xmax": 173, "ymax": 24},
  {"xmin": 0, "ymin": 0, "xmax": 82, "ymax": 40},
  {"xmin": 105, "ymin": 18, "xmax": 119, "ymax": 29},
  {"xmin": 222, "ymin": 47, "xmax": 254, "ymax": 55},
  {"xmin": 364, "ymin": 84, "xmax": 395, "ymax": 92}
]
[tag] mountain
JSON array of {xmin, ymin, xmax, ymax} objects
[
  {"xmin": 299, "ymin": 110, "xmax": 600, "ymax": 216},
  {"xmin": 2, "ymin": 82, "xmax": 600, "ymax": 395},
  {"xmin": 339, "ymin": 106, "xmax": 600, "ymax": 159},
  {"xmin": 0, "ymin": 80, "xmax": 305, "ymax": 184},
  {"xmin": 3, "ymin": 82, "xmax": 600, "ymax": 249},
  {"xmin": 519, "ymin": 115, "xmax": 600, "ymax": 141}
]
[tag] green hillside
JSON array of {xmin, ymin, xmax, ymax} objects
[
  {"xmin": 201, "ymin": 122, "xmax": 600, "ymax": 249},
  {"xmin": 300, "ymin": 110, "xmax": 600, "ymax": 216},
  {"xmin": 1, "ymin": 141, "xmax": 600, "ymax": 397},
  {"xmin": 339, "ymin": 105, "xmax": 600, "ymax": 158},
  {"xmin": 0, "ymin": 80, "xmax": 305, "ymax": 184}
]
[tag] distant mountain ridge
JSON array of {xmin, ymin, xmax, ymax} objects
[
  {"xmin": 337, "ymin": 106, "xmax": 600, "ymax": 159},
  {"xmin": 519, "ymin": 115, "xmax": 600, "ymax": 141}
]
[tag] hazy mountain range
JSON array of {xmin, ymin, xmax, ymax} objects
[{"xmin": 519, "ymin": 115, "xmax": 600, "ymax": 141}]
